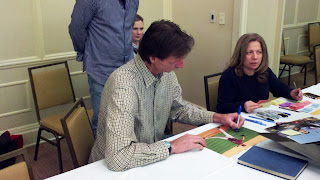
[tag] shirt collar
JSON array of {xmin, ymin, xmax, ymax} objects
[{"xmin": 134, "ymin": 54, "xmax": 162, "ymax": 88}]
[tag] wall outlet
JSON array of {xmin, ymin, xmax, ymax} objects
[
  {"xmin": 210, "ymin": 11, "xmax": 215, "ymax": 23},
  {"xmin": 219, "ymin": 13, "xmax": 225, "ymax": 25}
]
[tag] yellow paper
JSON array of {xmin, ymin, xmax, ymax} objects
[
  {"xmin": 311, "ymin": 108, "xmax": 320, "ymax": 115},
  {"xmin": 280, "ymin": 129, "xmax": 301, "ymax": 136},
  {"xmin": 270, "ymin": 98, "xmax": 286, "ymax": 106}
]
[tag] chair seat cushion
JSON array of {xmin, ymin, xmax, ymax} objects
[
  {"xmin": 40, "ymin": 110, "xmax": 77, "ymax": 135},
  {"xmin": 0, "ymin": 161, "xmax": 30, "ymax": 180},
  {"xmin": 280, "ymin": 55, "xmax": 310, "ymax": 65}
]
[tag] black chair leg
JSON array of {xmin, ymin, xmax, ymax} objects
[
  {"xmin": 288, "ymin": 65, "xmax": 291, "ymax": 85},
  {"xmin": 34, "ymin": 128, "xmax": 42, "ymax": 161},
  {"xmin": 54, "ymin": 133, "xmax": 63, "ymax": 173},
  {"xmin": 304, "ymin": 64, "xmax": 307, "ymax": 85},
  {"xmin": 278, "ymin": 64, "xmax": 287, "ymax": 78}
]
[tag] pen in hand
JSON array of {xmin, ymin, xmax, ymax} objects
[
  {"xmin": 293, "ymin": 81, "xmax": 297, "ymax": 89},
  {"xmin": 293, "ymin": 81, "xmax": 302, "ymax": 100},
  {"xmin": 236, "ymin": 105, "xmax": 242, "ymax": 132}
]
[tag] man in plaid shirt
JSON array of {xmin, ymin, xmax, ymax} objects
[{"xmin": 89, "ymin": 20, "xmax": 245, "ymax": 171}]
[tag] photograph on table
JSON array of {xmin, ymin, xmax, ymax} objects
[
  {"xmin": 198, "ymin": 125, "xmax": 267, "ymax": 157},
  {"xmin": 266, "ymin": 117, "xmax": 320, "ymax": 144}
]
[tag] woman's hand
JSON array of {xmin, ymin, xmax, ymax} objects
[
  {"xmin": 244, "ymin": 100, "xmax": 262, "ymax": 113},
  {"xmin": 290, "ymin": 88, "xmax": 303, "ymax": 101}
]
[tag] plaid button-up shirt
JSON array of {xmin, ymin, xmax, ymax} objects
[{"xmin": 89, "ymin": 55, "xmax": 214, "ymax": 171}]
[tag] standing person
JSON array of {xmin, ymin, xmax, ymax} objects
[
  {"xmin": 217, "ymin": 33, "xmax": 302, "ymax": 114},
  {"xmin": 132, "ymin": 14, "xmax": 144, "ymax": 55},
  {"xmin": 89, "ymin": 20, "xmax": 245, "ymax": 171},
  {"xmin": 68, "ymin": 0, "xmax": 139, "ymax": 136}
]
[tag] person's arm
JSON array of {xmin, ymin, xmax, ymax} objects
[
  {"xmin": 168, "ymin": 74, "xmax": 213, "ymax": 125},
  {"xmin": 104, "ymin": 77, "xmax": 169, "ymax": 172},
  {"xmin": 217, "ymin": 71, "xmax": 246, "ymax": 113},
  {"xmin": 268, "ymin": 68, "xmax": 293, "ymax": 99},
  {"xmin": 68, "ymin": 0, "xmax": 96, "ymax": 61}
]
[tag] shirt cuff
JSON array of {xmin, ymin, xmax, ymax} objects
[
  {"xmin": 203, "ymin": 111, "xmax": 215, "ymax": 124},
  {"xmin": 76, "ymin": 52, "xmax": 84, "ymax": 62}
]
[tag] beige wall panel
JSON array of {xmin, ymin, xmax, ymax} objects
[
  {"xmin": 41, "ymin": 0, "xmax": 75, "ymax": 54},
  {"xmin": 0, "ymin": 0, "xmax": 35, "ymax": 60},
  {"xmin": 71, "ymin": 72, "xmax": 90, "ymax": 99},
  {"xmin": 0, "ymin": 80, "xmax": 36, "ymax": 131},
  {"xmin": 297, "ymin": 35, "xmax": 309, "ymax": 53},
  {"xmin": 283, "ymin": 0, "xmax": 297, "ymax": 25},
  {"xmin": 297, "ymin": 0, "xmax": 319, "ymax": 23},
  {"xmin": 173, "ymin": 0, "xmax": 234, "ymax": 107},
  {"xmin": 283, "ymin": 26, "xmax": 309, "ymax": 55},
  {"xmin": 138, "ymin": 0, "xmax": 164, "ymax": 29},
  {"xmin": 0, "ymin": 82, "xmax": 29, "ymax": 115},
  {"xmin": 246, "ymin": 0, "xmax": 282, "ymax": 71}
]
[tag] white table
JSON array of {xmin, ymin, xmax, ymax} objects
[
  {"xmin": 47, "ymin": 84, "xmax": 320, "ymax": 180},
  {"xmin": 47, "ymin": 123, "xmax": 320, "ymax": 180}
]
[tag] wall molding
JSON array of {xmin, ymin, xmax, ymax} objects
[
  {"xmin": 283, "ymin": 37, "xmax": 290, "ymax": 53},
  {"xmin": 0, "ymin": 80, "xmax": 31, "ymax": 118},
  {"xmin": 0, "ymin": 56, "xmax": 41, "ymax": 70},
  {"xmin": 70, "ymin": 71, "xmax": 86, "ymax": 76},
  {"xmin": 283, "ymin": 20, "xmax": 319, "ymax": 30},
  {"xmin": 297, "ymin": 34, "xmax": 308, "ymax": 54},
  {"xmin": 0, "ymin": 51, "xmax": 76, "ymax": 70},
  {"xmin": 0, "ymin": 122, "xmax": 39, "ymax": 135}
]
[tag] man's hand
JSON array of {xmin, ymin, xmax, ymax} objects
[
  {"xmin": 213, "ymin": 112, "xmax": 245, "ymax": 129},
  {"xmin": 244, "ymin": 100, "xmax": 262, "ymax": 113},
  {"xmin": 170, "ymin": 134, "xmax": 206, "ymax": 154},
  {"xmin": 290, "ymin": 88, "xmax": 303, "ymax": 101}
]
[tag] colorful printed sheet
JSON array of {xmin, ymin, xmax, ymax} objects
[
  {"xmin": 198, "ymin": 125, "xmax": 266, "ymax": 157},
  {"xmin": 266, "ymin": 117, "xmax": 320, "ymax": 144}
]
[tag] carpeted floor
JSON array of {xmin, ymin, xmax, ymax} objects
[{"xmin": 25, "ymin": 69, "xmax": 316, "ymax": 180}]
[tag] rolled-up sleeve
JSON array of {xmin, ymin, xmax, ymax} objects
[{"xmin": 169, "ymin": 76, "xmax": 214, "ymax": 125}]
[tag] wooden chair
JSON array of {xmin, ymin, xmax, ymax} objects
[
  {"xmin": 308, "ymin": 22, "xmax": 320, "ymax": 58},
  {"xmin": 0, "ymin": 148, "xmax": 34, "ymax": 180},
  {"xmin": 28, "ymin": 61, "xmax": 76, "ymax": 173},
  {"xmin": 314, "ymin": 44, "xmax": 320, "ymax": 85},
  {"xmin": 278, "ymin": 36, "xmax": 310, "ymax": 85},
  {"xmin": 60, "ymin": 98, "xmax": 94, "ymax": 168},
  {"xmin": 204, "ymin": 72, "xmax": 223, "ymax": 111}
]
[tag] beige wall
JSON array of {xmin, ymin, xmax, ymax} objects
[
  {"xmin": 1, "ymin": 0, "xmax": 287, "ymax": 146},
  {"xmin": 245, "ymin": 0, "xmax": 284, "ymax": 73},
  {"xmin": 138, "ymin": 0, "xmax": 164, "ymax": 29},
  {"xmin": 0, "ymin": 0, "xmax": 165, "ymax": 146},
  {"xmin": 173, "ymin": 0, "xmax": 234, "ymax": 108}
]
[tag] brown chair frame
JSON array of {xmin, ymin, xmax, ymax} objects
[
  {"xmin": 278, "ymin": 35, "xmax": 310, "ymax": 85},
  {"xmin": 308, "ymin": 22, "xmax": 320, "ymax": 58},
  {"xmin": 204, "ymin": 72, "xmax": 223, "ymax": 111},
  {"xmin": 60, "ymin": 97, "xmax": 93, "ymax": 168},
  {"xmin": 0, "ymin": 148, "xmax": 34, "ymax": 180},
  {"xmin": 28, "ymin": 61, "xmax": 76, "ymax": 173},
  {"xmin": 314, "ymin": 43, "xmax": 320, "ymax": 85}
]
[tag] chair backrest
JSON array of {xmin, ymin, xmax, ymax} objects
[
  {"xmin": 61, "ymin": 98, "xmax": 94, "ymax": 168},
  {"xmin": 0, "ymin": 148, "xmax": 34, "ymax": 180},
  {"xmin": 204, "ymin": 72, "xmax": 223, "ymax": 111},
  {"xmin": 314, "ymin": 44, "xmax": 320, "ymax": 84},
  {"xmin": 28, "ymin": 61, "xmax": 76, "ymax": 122},
  {"xmin": 308, "ymin": 22, "xmax": 320, "ymax": 54}
]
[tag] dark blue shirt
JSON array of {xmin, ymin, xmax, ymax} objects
[
  {"xmin": 69, "ymin": 0, "xmax": 139, "ymax": 85},
  {"xmin": 217, "ymin": 67, "xmax": 293, "ymax": 113}
]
